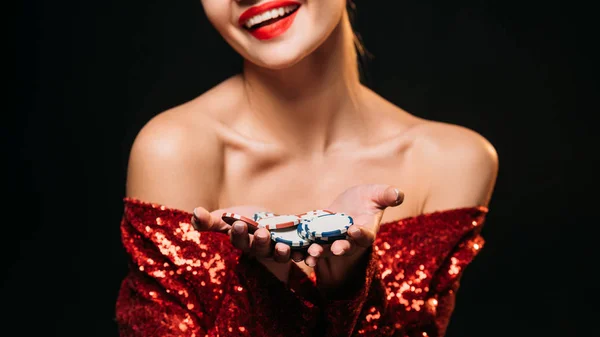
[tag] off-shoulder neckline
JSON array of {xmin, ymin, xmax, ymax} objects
[{"xmin": 122, "ymin": 197, "xmax": 488, "ymax": 226}]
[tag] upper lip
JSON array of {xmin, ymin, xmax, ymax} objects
[{"xmin": 238, "ymin": 0, "xmax": 301, "ymax": 26}]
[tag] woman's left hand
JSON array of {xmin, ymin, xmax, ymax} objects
[{"xmin": 303, "ymin": 184, "xmax": 404, "ymax": 290}]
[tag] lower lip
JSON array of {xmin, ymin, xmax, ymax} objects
[{"xmin": 247, "ymin": 9, "xmax": 299, "ymax": 40}]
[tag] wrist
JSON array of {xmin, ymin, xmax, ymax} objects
[
  {"xmin": 316, "ymin": 247, "xmax": 371, "ymax": 295},
  {"xmin": 254, "ymin": 257, "xmax": 293, "ymax": 284}
]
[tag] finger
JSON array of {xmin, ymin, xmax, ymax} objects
[
  {"xmin": 192, "ymin": 207, "xmax": 232, "ymax": 233},
  {"xmin": 371, "ymin": 185, "xmax": 404, "ymax": 210},
  {"xmin": 230, "ymin": 221, "xmax": 250, "ymax": 253},
  {"xmin": 193, "ymin": 207, "xmax": 221, "ymax": 231},
  {"xmin": 273, "ymin": 243, "xmax": 291, "ymax": 263},
  {"xmin": 307, "ymin": 243, "xmax": 324, "ymax": 258},
  {"xmin": 347, "ymin": 225, "xmax": 376, "ymax": 248},
  {"xmin": 208, "ymin": 209, "xmax": 252, "ymax": 233},
  {"xmin": 291, "ymin": 250, "xmax": 305, "ymax": 262},
  {"xmin": 330, "ymin": 239, "xmax": 352, "ymax": 256},
  {"xmin": 304, "ymin": 255, "xmax": 317, "ymax": 267},
  {"xmin": 252, "ymin": 228, "xmax": 272, "ymax": 258}
]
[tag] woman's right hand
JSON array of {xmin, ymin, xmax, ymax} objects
[{"xmin": 191, "ymin": 205, "xmax": 296, "ymax": 264}]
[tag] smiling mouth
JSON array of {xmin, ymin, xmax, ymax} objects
[{"xmin": 242, "ymin": 5, "xmax": 300, "ymax": 30}]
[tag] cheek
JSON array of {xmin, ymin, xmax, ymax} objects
[
  {"xmin": 310, "ymin": 1, "xmax": 346, "ymax": 32},
  {"xmin": 201, "ymin": 0, "xmax": 232, "ymax": 33}
]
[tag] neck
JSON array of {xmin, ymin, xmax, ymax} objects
[{"xmin": 241, "ymin": 12, "xmax": 367, "ymax": 154}]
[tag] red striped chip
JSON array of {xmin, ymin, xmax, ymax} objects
[
  {"xmin": 222, "ymin": 212, "xmax": 259, "ymax": 230},
  {"xmin": 297, "ymin": 209, "xmax": 335, "ymax": 220},
  {"xmin": 257, "ymin": 214, "xmax": 300, "ymax": 230}
]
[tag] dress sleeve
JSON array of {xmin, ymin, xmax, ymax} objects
[
  {"xmin": 321, "ymin": 207, "xmax": 488, "ymax": 337},
  {"xmin": 115, "ymin": 198, "xmax": 321, "ymax": 337}
]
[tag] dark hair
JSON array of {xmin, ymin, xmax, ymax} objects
[{"xmin": 347, "ymin": 1, "xmax": 373, "ymax": 85}]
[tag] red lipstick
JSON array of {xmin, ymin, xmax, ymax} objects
[{"xmin": 238, "ymin": 1, "xmax": 301, "ymax": 40}]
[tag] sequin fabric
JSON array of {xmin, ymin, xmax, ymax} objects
[{"xmin": 116, "ymin": 198, "xmax": 488, "ymax": 337}]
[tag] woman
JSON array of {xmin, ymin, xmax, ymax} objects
[{"xmin": 116, "ymin": 1, "xmax": 498, "ymax": 336}]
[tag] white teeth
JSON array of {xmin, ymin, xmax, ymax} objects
[{"xmin": 244, "ymin": 5, "xmax": 298, "ymax": 29}]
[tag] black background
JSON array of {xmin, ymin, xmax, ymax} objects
[{"xmin": 9, "ymin": 0, "xmax": 591, "ymax": 336}]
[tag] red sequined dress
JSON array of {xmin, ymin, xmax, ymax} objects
[{"xmin": 116, "ymin": 198, "xmax": 487, "ymax": 337}]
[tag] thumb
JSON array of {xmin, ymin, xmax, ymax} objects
[
  {"xmin": 208, "ymin": 209, "xmax": 235, "ymax": 233},
  {"xmin": 370, "ymin": 185, "xmax": 404, "ymax": 210},
  {"xmin": 192, "ymin": 207, "xmax": 231, "ymax": 233},
  {"xmin": 192, "ymin": 207, "xmax": 212, "ymax": 231}
]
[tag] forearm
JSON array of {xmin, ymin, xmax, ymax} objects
[{"xmin": 314, "ymin": 247, "xmax": 379, "ymax": 337}]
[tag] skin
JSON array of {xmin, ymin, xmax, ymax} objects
[{"xmin": 126, "ymin": 0, "xmax": 499, "ymax": 287}]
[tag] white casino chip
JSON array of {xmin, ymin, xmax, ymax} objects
[
  {"xmin": 253, "ymin": 211, "xmax": 277, "ymax": 221},
  {"xmin": 304, "ymin": 213, "xmax": 353, "ymax": 238},
  {"xmin": 297, "ymin": 209, "xmax": 334, "ymax": 221},
  {"xmin": 270, "ymin": 227, "xmax": 310, "ymax": 248},
  {"xmin": 257, "ymin": 214, "xmax": 300, "ymax": 230}
]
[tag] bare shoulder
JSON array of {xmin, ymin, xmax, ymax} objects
[
  {"xmin": 125, "ymin": 76, "xmax": 245, "ymax": 211},
  {"xmin": 407, "ymin": 121, "xmax": 499, "ymax": 212}
]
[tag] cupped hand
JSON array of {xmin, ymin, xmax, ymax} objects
[{"xmin": 303, "ymin": 184, "xmax": 404, "ymax": 288}]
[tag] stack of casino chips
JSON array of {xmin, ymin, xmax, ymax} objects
[{"xmin": 221, "ymin": 210, "xmax": 353, "ymax": 248}]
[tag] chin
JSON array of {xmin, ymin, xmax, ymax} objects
[{"xmin": 244, "ymin": 39, "xmax": 316, "ymax": 70}]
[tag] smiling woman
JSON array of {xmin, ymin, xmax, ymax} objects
[{"xmin": 115, "ymin": 0, "xmax": 498, "ymax": 336}]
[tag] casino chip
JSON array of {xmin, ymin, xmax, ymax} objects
[
  {"xmin": 222, "ymin": 209, "xmax": 354, "ymax": 248},
  {"xmin": 221, "ymin": 212, "xmax": 259, "ymax": 230},
  {"xmin": 270, "ymin": 227, "xmax": 310, "ymax": 248},
  {"xmin": 302, "ymin": 213, "xmax": 353, "ymax": 238},
  {"xmin": 253, "ymin": 211, "xmax": 277, "ymax": 222},
  {"xmin": 296, "ymin": 219, "xmax": 312, "ymax": 241},
  {"xmin": 296, "ymin": 209, "xmax": 334, "ymax": 220},
  {"xmin": 257, "ymin": 214, "xmax": 300, "ymax": 230}
]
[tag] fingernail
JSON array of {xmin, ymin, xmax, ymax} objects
[
  {"xmin": 191, "ymin": 216, "xmax": 199, "ymax": 230},
  {"xmin": 308, "ymin": 250, "xmax": 319, "ymax": 257},
  {"xmin": 349, "ymin": 227, "xmax": 362, "ymax": 237},
  {"xmin": 331, "ymin": 248, "xmax": 343, "ymax": 255},
  {"xmin": 393, "ymin": 188, "xmax": 402, "ymax": 205},
  {"xmin": 307, "ymin": 259, "xmax": 316, "ymax": 267},
  {"xmin": 233, "ymin": 222, "xmax": 245, "ymax": 234},
  {"xmin": 193, "ymin": 208, "xmax": 201, "ymax": 219},
  {"xmin": 256, "ymin": 232, "xmax": 268, "ymax": 242},
  {"xmin": 276, "ymin": 246, "xmax": 286, "ymax": 254}
]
